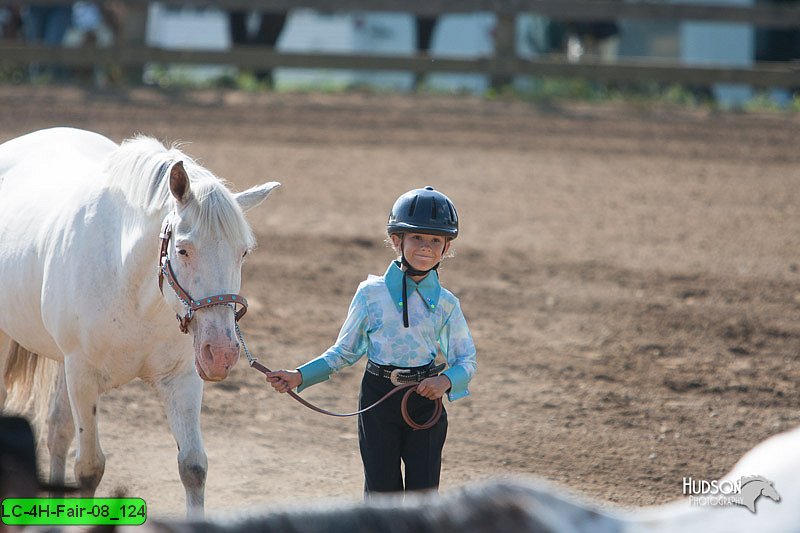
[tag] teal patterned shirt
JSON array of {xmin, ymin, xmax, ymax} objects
[{"xmin": 296, "ymin": 261, "xmax": 477, "ymax": 401}]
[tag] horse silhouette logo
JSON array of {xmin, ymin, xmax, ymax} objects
[{"xmin": 734, "ymin": 475, "xmax": 781, "ymax": 513}]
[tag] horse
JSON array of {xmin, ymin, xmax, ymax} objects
[{"xmin": 0, "ymin": 127, "xmax": 280, "ymax": 516}]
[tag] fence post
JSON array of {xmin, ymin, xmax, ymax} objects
[
  {"xmin": 119, "ymin": 0, "xmax": 148, "ymax": 84},
  {"xmin": 491, "ymin": 12, "xmax": 515, "ymax": 90}
]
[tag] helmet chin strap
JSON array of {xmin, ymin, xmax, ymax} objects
[{"xmin": 399, "ymin": 241, "xmax": 439, "ymax": 328}]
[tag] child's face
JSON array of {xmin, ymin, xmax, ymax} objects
[{"xmin": 392, "ymin": 232, "xmax": 450, "ymax": 272}]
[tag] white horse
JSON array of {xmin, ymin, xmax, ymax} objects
[{"xmin": 0, "ymin": 127, "xmax": 280, "ymax": 516}]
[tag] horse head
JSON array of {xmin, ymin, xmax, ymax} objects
[
  {"xmin": 755, "ymin": 479, "xmax": 781, "ymax": 503},
  {"xmin": 162, "ymin": 160, "xmax": 279, "ymax": 381}
]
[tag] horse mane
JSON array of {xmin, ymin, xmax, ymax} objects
[{"xmin": 104, "ymin": 134, "xmax": 255, "ymax": 249}]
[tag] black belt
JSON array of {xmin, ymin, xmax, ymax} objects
[{"xmin": 366, "ymin": 360, "xmax": 446, "ymax": 385}]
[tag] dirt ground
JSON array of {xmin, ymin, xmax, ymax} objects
[{"xmin": 2, "ymin": 86, "xmax": 799, "ymax": 519}]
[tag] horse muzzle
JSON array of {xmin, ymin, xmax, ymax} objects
[{"xmin": 195, "ymin": 341, "xmax": 240, "ymax": 382}]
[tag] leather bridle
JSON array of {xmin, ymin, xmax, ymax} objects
[{"xmin": 158, "ymin": 214, "xmax": 248, "ymax": 334}]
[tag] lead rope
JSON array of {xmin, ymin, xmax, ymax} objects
[{"xmin": 234, "ymin": 323, "xmax": 442, "ymax": 430}]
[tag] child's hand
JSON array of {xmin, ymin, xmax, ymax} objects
[
  {"xmin": 415, "ymin": 375, "xmax": 451, "ymax": 400},
  {"xmin": 266, "ymin": 370, "xmax": 302, "ymax": 393}
]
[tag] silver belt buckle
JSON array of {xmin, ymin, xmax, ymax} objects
[{"xmin": 389, "ymin": 368, "xmax": 411, "ymax": 386}]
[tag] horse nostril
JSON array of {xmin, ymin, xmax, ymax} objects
[{"xmin": 202, "ymin": 343, "xmax": 214, "ymax": 364}]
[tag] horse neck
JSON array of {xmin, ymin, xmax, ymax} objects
[
  {"xmin": 740, "ymin": 481, "xmax": 762, "ymax": 497},
  {"xmin": 121, "ymin": 205, "xmax": 174, "ymax": 323}
]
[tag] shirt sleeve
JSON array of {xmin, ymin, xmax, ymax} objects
[
  {"xmin": 439, "ymin": 299, "xmax": 477, "ymax": 402},
  {"xmin": 297, "ymin": 287, "xmax": 370, "ymax": 392}
]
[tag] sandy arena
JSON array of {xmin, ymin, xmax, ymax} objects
[{"xmin": 2, "ymin": 86, "xmax": 799, "ymax": 518}]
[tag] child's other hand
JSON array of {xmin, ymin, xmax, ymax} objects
[
  {"xmin": 416, "ymin": 375, "xmax": 451, "ymax": 400},
  {"xmin": 266, "ymin": 370, "xmax": 302, "ymax": 393}
]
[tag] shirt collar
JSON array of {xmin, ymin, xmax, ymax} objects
[{"xmin": 384, "ymin": 260, "xmax": 441, "ymax": 313}]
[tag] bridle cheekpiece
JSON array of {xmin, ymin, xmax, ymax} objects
[{"xmin": 158, "ymin": 214, "xmax": 248, "ymax": 334}]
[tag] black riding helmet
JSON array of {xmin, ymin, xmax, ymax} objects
[
  {"xmin": 387, "ymin": 186, "xmax": 458, "ymax": 239},
  {"xmin": 387, "ymin": 186, "xmax": 458, "ymax": 327}
]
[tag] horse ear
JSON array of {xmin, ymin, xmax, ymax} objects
[
  {"xmin": 234, "ymin": 181, "xmax": 281, "ymax": 213},
  {"xmin": 169, "ymin": 161, "xmax": 191, "ymax": 205}
]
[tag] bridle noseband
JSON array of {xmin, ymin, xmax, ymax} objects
[{"xmin": 158, "ymin": 215, "xmax": 248, "ymax": 334}]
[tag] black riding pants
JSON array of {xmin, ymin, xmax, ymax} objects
[{"xmin": 358, "ymin": 369, "xmax": 448, "ymax": 495}]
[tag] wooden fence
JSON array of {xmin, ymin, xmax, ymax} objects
[{"xmin": 2, "ymin": 0, "xmax": 800, "ymax": 88}]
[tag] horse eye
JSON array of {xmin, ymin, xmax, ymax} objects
[
  {"xmin": 178, "ymin": 249, "xmax": 188, "ymax": 256},
  {"xmin": 242, "ymin": 251, "xmax": 248, "ymax": 258}
]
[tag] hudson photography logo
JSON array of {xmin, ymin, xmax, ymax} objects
[{"xmin": 682, "ymin": 476, "xmax": 781, "ymax": 513}]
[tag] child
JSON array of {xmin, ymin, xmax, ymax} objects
[{"xmin": 267, "ymin": 186, "xmax": 477, "ymax": 494}]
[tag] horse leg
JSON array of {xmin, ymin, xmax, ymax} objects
[
  {"xmin": 154, "ymin": 368, "xmax": 207, "ymax": 517},
  {"xmin": 47, "ymin": 363, "xmax": 74, "ymax": 490},
  {"xmin": 64, "ymin": 357, "xmax": 105, "ymax": 496}
]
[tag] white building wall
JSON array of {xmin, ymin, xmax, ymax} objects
[{"xmin": 679, "ymin": 0, "xmax": 755, "ymax": 107}]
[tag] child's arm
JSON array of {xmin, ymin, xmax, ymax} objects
[
  {"xmin": 439, "ymin": 299, "xmax": 477, "ymax": 401},
  {"xmin": 265, "ymin": 285, "xmax": 371, "ymax": 393}
]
